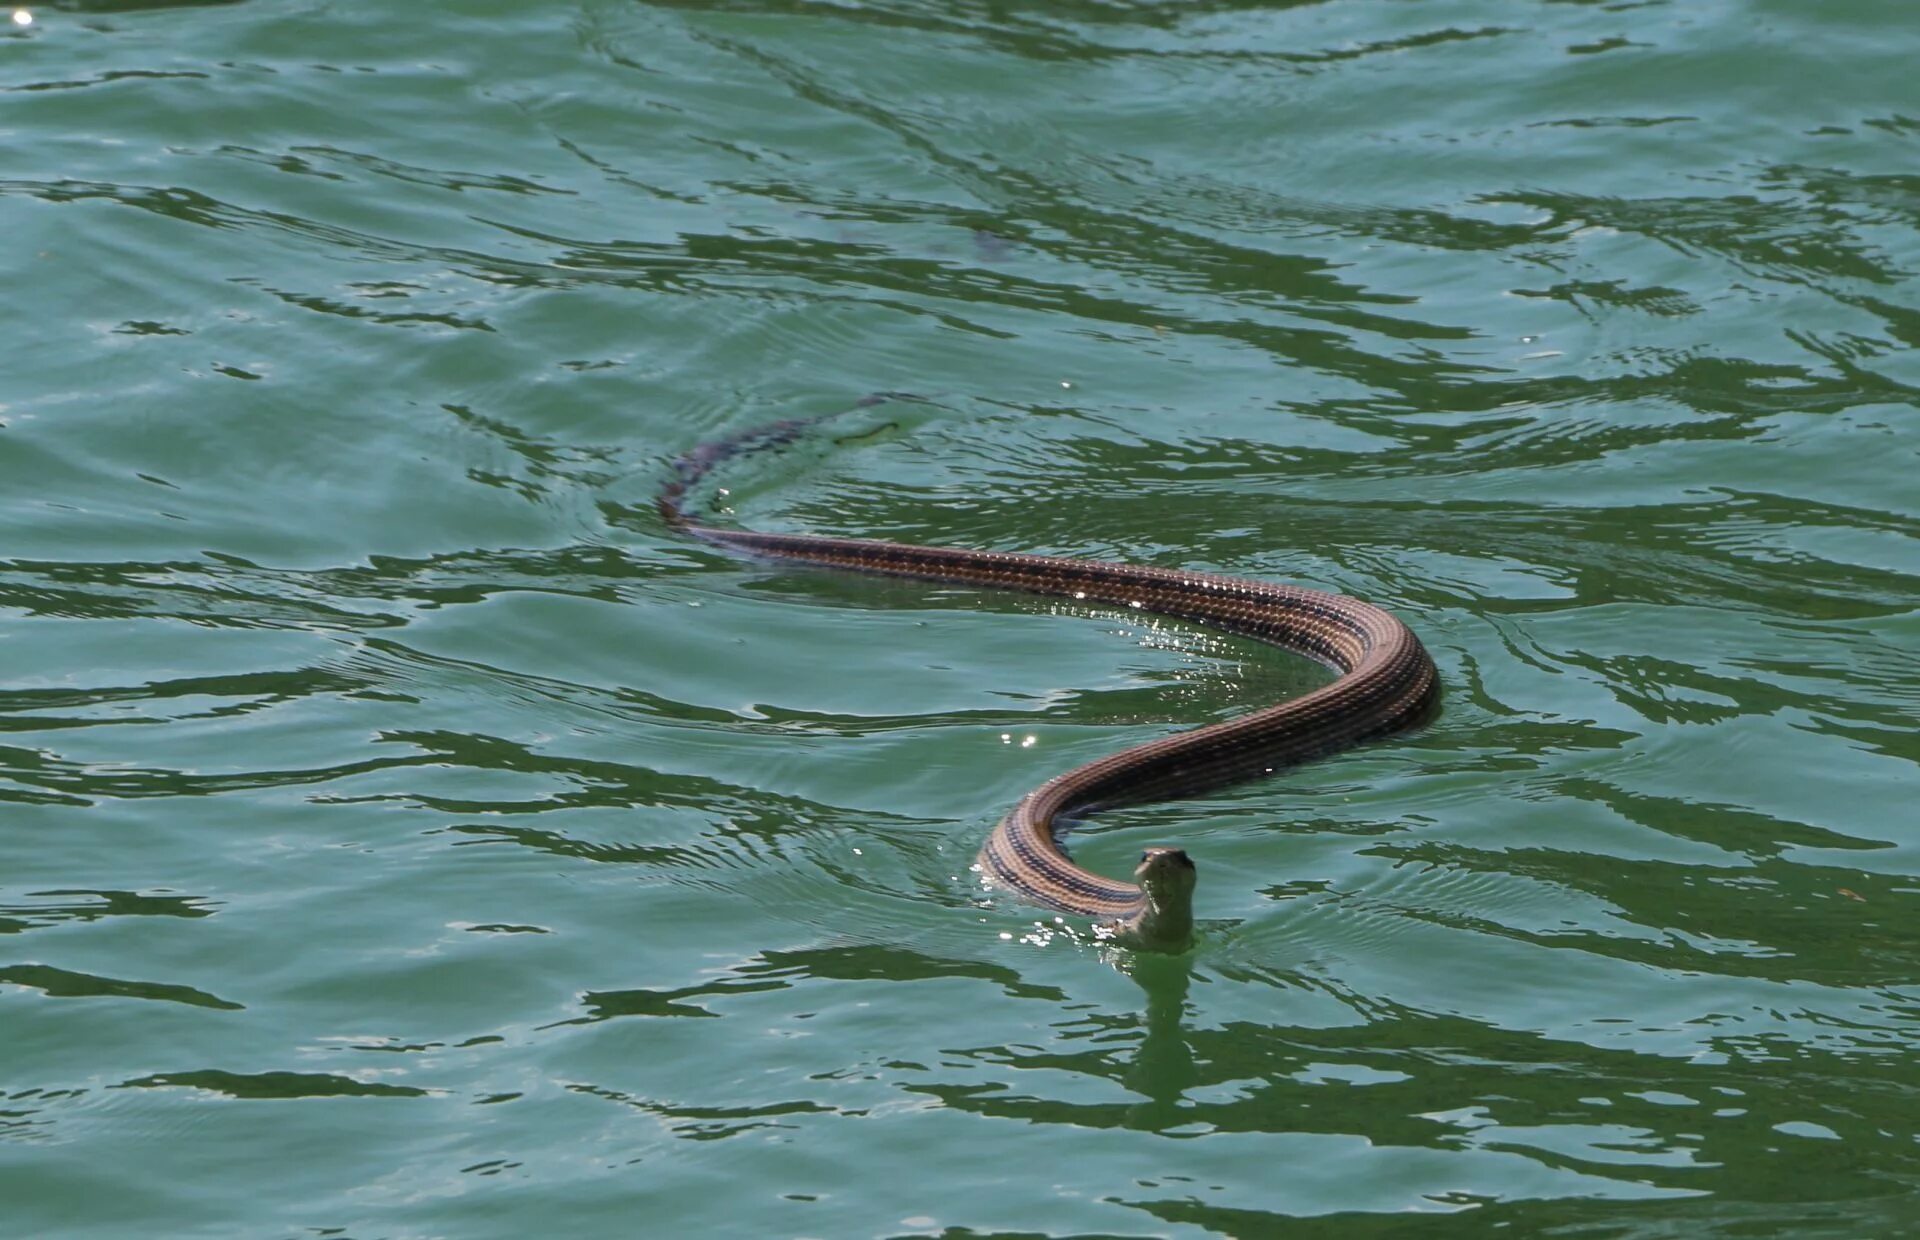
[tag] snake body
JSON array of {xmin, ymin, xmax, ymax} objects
[{"xmin": 660, "ymin": 413, "xmax": 1439, "ymax": 950}]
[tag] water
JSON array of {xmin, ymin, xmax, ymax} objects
[{"xmin": 4, "ymin": 0, "xmax": 1917, "ymax": 1234}]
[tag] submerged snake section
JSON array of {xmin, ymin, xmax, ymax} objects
[{"xmin": 660, "ymin": 413, "xmax": 1439, "ymax": 950}]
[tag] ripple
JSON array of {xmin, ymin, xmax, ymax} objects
[
  {"xmin": 0, "ymin": 964, "xmax": 240, "ymax": 1010},
  {"xmin": 117, "ymin": 1070, "xmax": 428, "ymax": 1099}
]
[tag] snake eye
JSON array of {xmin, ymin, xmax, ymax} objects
[{"xmin": 1139, "ymin": 850, "xmax": 1150, "ymax": 863}]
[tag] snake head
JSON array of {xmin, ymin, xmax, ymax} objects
[
  {"xmin": 1126, "ymin": 847, "xmax": 1197, "ymax": 951},
  {"xmin": 1135, "ymin": 847, "xmax": 1197, "ymax": 903},
  {"xmin": 1136, "ymin": 846, "xmax": 1194, "ymax": 878}
]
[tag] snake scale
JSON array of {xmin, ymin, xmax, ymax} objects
[{"xmin": 659, "ymin": 408, "xmax": 1438, "ymax": 950}]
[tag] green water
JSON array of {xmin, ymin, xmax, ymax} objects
[{"xmin": 5, "ymin": 0, "xmax": 1918, "ymax": 1234}]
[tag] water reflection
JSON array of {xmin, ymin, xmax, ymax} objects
[{"xmin": 1113, "ymin": 949, "xmax": 1198, "ymax": 1133}]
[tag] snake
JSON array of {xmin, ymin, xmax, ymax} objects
[{"xmin": 659, "ymin": 404, "xmax": 1439, "ymax": 951}]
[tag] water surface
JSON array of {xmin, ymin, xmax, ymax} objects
[{"xmin": 3, "ymin": 0, "xmax": 1918, "ymax": 1235}]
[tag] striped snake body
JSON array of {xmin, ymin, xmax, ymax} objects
[{"xmin": 661, "ymin": 413, "xmax": 1439, "ymax": 951}]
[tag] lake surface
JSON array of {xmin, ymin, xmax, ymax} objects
[{"xmin": 4, "ymin": 0, "xmax": 1917, "ymax": 1235}]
